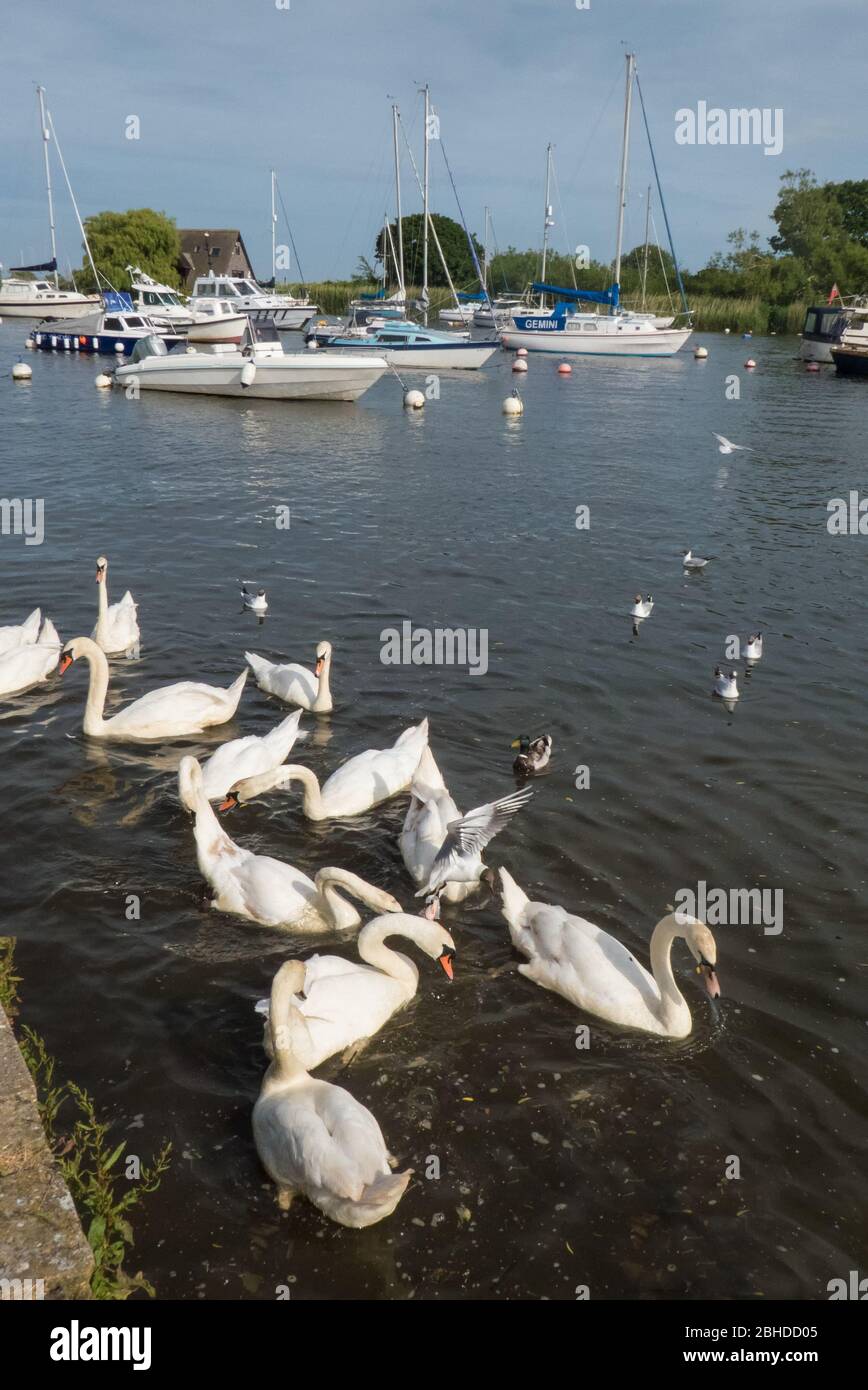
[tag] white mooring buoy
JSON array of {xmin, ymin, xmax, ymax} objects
[
  {"xmin": 694, "ymin": 345, "xmax": 708, "ymax": 359},
  {"xmin": 95, "ymin": 373, "xmax": 113, "ymax": 389},
  {"xmin": 306, "ymin": 338, "xmax": 319, "ymax": 351},
  {"xmin": 12, "ymin": 361, "xmax": 32, "ymax": 381},
  {"xmin": 503, "ymin": 392, "xmax": 524, "ymax": 416},
  {"xmin": 516, "ymin": 347, "xmax": 528, "ymax": 357},
  {"xmin": 403, "ymin": 389, "xmax": 425, "ymax": 410},
  {"xmin": 512, "ymin": 358, "xmax": 528, "ymax": 374},
  {"xmin": 25, "ymin": 338, "xmax": 35, "ymax": 350}
]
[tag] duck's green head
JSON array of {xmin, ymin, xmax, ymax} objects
[{"xmin": 510, "ymin": 735, "xmax": 530, "ymax": 753}]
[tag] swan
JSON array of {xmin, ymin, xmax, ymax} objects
[
  {"xmin": 199, "ymin": 708, "xmax": 305, "ymax": 801},
  {"xmin": 241, "ymin": 585, "xmax": 268, "ymax": 613},
  {"xmin": 498, "ymin": 868, "xmax": 720, "ymax": 1039},
  {"xmin": 712, "ymin": 666, "xmax": 739, "ymax": 699},
  {"xmin": 178, "ymin": 755, "xmax": 401, "ymax": 929},
  {"xmin": 400, "ymin": 748, "xmax": 483, "ymax": 904},
  {"xmin": 630, "ymin": 594, "xmax": 654, "ymax": 619},
  {"xmin": 91, "ymin": 556, "xmax": 140, "ymax": 656},
  {"xmin": 221, "ymin": 719, "xmax": 428, "ymax": 821},
  {"xmin": 245, "ymin": 641, "xmax": 332, "ymax": 713},
  {"xmin": 511, "ymin": 733, "xmax": 553, "ymax": 776},
  {"xmin": 742, "ymin": 633, "xmax": 763, "ymax": 661},
  {"xmin": 0, "ymin": 619, "xmax": 60, "ymax": 697},
  {"xmin": 59, "ymin": 637, "xmax": 247, "ymax": 741},
  {"xmin": 682, "ymin": 549, "xmax": 708, "ymax": 570},
  {"xmin": 256, "ymin": 912, "xmax": 456, "ymax": 1070},
  {"xmin": 253, "ymin": 960, "xmax": 412, "ymax": 1227},
  {"xmin": 0, "ymin": 607, "xmax": 41, "ymax": 656},
  {"xmin": 415, "ymin": 782, "xmax": 533, "ymax": 899}
]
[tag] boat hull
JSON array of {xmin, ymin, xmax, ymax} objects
[
  {"xmin": 310, "ymin": 338, "xmax": 498, "ymax": 369},
  {"xmin": 0, "ymin": 296, "xmax": 100, "ymax": 319},
  {"xmin": 831, "ymin": 347, "xmax": 868, "ymax": 377},
  {"xmin": 31, "ymin": 327, "xmax": 185, "ymax": 357},
  {"xmin": 501, "ymin": 324, "xmax": 692, "ymax": 356},
  {"xmin": 114, "ymin": 352, "xmax": 388, "ymax": 401}
]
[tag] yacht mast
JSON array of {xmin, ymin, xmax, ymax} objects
[
  {"xmin": 271, "ymin": 170, "xmax": 277, "ymax": 283},
  {"xmin": 392, "ymin": 103, "xmax": 405, "ymax": 298},
  {"xmin": 482, "ymin": 205, "xmax": 490, "ymax": 292},
  {"xmin": 612, "ymin": 51, "xmax": 635, "ymax": 313},
  {"xmin": 539, "ymin": 143, "xmax": 553, "ymax": 306},
  {"xmin": 36, "ymin": 86, "xmax": 59, "ymax": 290},
  {"xmin": 422, "ymin": 84, "xmax": 430, "ymax": 325},
  {"xmin": 640, "ymin": 184, "xmax": 652, "ymax": 309}
]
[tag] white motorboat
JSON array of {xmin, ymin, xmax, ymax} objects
[
  {"xmin": 307, "ymin": 316, "xmax": 496, "ymax": 369},
  {"xmin": 126, "ymin": 266, "xmax": 202, "ymax": 329},
  {"xmin": 0, "ymin": 275, "xmax": 98, "ymax": 319},
  {"xmin": 114, "ymin": 322, "xmax": 388, "ymax": 401},
  {"xmin": 188, "ymin": 273, "xmax": 317, "ymax": 331},
  {"xmin": 800, "ymin": 299, "xmax": 868, "ymax": 362},
  {"xmin": 439, "ymin": 303, "xmax": 477, "ymax": 326}
]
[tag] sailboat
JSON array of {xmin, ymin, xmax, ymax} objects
[
  {"xmin": 501, "ymin": 55, "xmax": 692, "ymax": 357},
  {"xmin": 0, "ymin": 87, "xmax": 99, "ymax": 320}
]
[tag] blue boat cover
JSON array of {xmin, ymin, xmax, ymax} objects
[
  {"xmin": 10, "ymin": 258, "xmax": 58, "ymax": 273},
  {"xmin": 102, "ymin": 291, "xmax": 134, "ymax": 312},
  {"xmin": 532, "ymin": 281, "xmax": 620, "ymax": 308}
]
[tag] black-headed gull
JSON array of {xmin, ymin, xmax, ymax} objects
[
  {"xmin": 682, "ymin": 550, "xmax": 709, "ymax": 570},
  {"xmin": 241, "ymin": 585, "xmax": 268, "ymax": 613},
  {"xmin": 713, "ymin": 433, "xmax": 753, "ymax": 455},
  {"xmin": 742, "ymin": 633, "xmax": 763, "ymax": 661},
  {"xmin": 712, "ymin": 667, "xmax": 739, "ymax": 699},
  {"xmin": 416, "ymin": 785, "xmax": 533, "ymax": 896},
  {"xmin": 630, "ymin": 594, "xmax": 654, "ymax": 618}
]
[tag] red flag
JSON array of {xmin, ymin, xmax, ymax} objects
[{"xmin": 828, "ymin": 283, "xmax": 841, "ymax": 303}]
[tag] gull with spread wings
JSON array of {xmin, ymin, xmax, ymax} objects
[{"xmin": 415, "ymin": 785, "xmax": 534, "ymax": 901}]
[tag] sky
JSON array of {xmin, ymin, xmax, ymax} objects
[{"xmin": 1, "ymin": 0, "xmax": 865, "ymax": 285}]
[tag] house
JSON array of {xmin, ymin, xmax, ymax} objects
[{"xmin": 177, "ymin": 230, "xmax": 256, "ymax": 290}]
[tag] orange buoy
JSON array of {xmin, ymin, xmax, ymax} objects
[
  {"xmin": 745, "ymin": 358, "xmax": 756, "ymax": 368},
  {"xmin": 516, "ymin": 347, "xmax": 528, "ymax": 357},
  {"xmin": 557, "ymin": 362, "xmax": 572, "ymax": 374}
]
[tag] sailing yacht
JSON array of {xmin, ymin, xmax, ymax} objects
[
  {"xmin": 502, "ymin": 55, "xmax": 692, "ymax": 358},
  {"xmin": 0, "ymin": 88, "xmax": 98, "ymax": 319}
]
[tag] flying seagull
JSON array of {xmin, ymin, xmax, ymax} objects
[
  {"xmin": 416, "ymin": 785, "xmax": 534, "ymax": 897},
  {"xmin": 713, "ymin": 433, "xmax": 753, "ymax": 455}
]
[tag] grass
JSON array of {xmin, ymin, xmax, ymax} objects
[{"xmin": 0, "ymin": 939, "xmax": 172, "ymax": 1300}]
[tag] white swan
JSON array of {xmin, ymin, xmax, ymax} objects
[
  {"xmin": 499, "ymin": 869, "xmax": 720, "ymax": 1039},
  {"xmin": 221, "ymin": 719, "xmax": 428, "ymax": 821},
  {"xmin": 246, "ymin": 641, "xmax": 333, "ymax": 713},
  {"xmin": 0, "ymin": 619, "xmax": 60, "ymax": 697},
  {"xmin": 91, "ymin": 556, "xmax": 140, "ymax": 656},
  {"xmin": 682, "ymin": 549, "xmax": 709, "ymax": 570},
  {"xmin": 253, "ymin": 961, "xmax": 412, "ymax": 1227},
  {"xmin": 712, "ymin": 666, "xmax": 739, "ymax": 699},
  {"xmin": 742, "ymin": 633, "xmax": 763, "ymax": 661},
  {"xmin": 178, "ymin": 755, "xmax": 401, "ymax": 929},
  {"xmin": 199, "ymin": 708, "xmax": 305, "ymax": 801},
  {"xmin": 400, "ymin": 748, "xmax": 482, "ymax": 904},
  {"xmin": 630, "ymin": 594, "xmax": 654, "ymax": 618},
  {"xmin": 59, "ymin": 637, "xmax": 246, "ymax": 741},
  {"xmin": 0, "ymin": 607, "xmax": 41, "ymax": 656},
  {"xmin": 257, "ymin": 912, "xmax": 456, "ymax": 1069},
  {"xmin": 415, "ymin": 781, "xmax": 533, "ymax": 899}
]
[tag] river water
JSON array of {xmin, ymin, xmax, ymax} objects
[{"xmin": 1, "ymin": 321, "xmax": 865, "ymax": 1300}]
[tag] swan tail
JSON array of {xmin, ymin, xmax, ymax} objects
[
  {"xmin": 264, "ymin": 707, "xmax": 303, "ymax": 756},
  {"xmin": 329, "ymin": 1168, "xmax": 412, "ymax": 1227},
  {"xmin": 224, "ymin": 669, "xmax": 249, "ymax": 709},
  {"xmin": 245, "ymin": 650, "xmax": 275, "ymax": 688},
  {"xmin": 498, "ymin": 867, "xmax": 529, "ymax": 922},
  {"xmin": 411, "ymin": 746, "xmax": 447, "ymax": 795},
  {"xmin": 395, "ymin": 717, "xmax": 429, "ymax": 748}
]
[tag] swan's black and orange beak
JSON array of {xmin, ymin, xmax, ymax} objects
[
  {"xmin": 314, "ymin": 656, "xmax": 324, "ymax": 677},
  {"xmin": 697, "ymin": 957, "xmax": 721, "ymax": 999},
  {"xmin": 438, "ymin": 948, "xmax": 455, "ymax": 981},
  {"xmin": 219, "ymin": 792, "xmax": 239, "ymax": 813},
  {"xmin": 58, "ymin": 652, "xmax": 74, "ymax": 676},
  {"xmin": 95, "ymin": 566, "xmax": 105, "ymax": 583}
]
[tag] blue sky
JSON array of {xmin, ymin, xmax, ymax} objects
[{"xmin": 2, "ymin": 0, "xmax": 864, "ymax": 284}]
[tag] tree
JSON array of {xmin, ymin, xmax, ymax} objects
[
  {"xmin": 828, "ymin": 180, "xmax": 868, "ymax": 248},
  {"xmin": 74, "ymin": 209, "xmax": 182, "ymax": 292},
  {"xmin": 373, "ymin": 213, "xmax": 484, "ymax": 289}
]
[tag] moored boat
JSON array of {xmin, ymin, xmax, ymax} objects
[
  {"xmin": 306, "ymin": 317, "xmax": 497, "ymax": 369},
  {"xmin": 31, "ymin": 293, "xmax": 185, "ymax": 356},
  {"xmin": 831, "ymin": 343, "xmax": 868, "ymax": 377},
  {"xmin": 188, "ymin": 273, "xmax": 317, "ymax": 331}
]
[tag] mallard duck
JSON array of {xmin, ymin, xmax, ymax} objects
[{"xmin": 510, "ymin": 733, "xmax": 552, "ymax": 776}]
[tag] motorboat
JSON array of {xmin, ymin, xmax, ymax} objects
[
  {"xmin": 31, "ymin": 292, "xmax": 185, "ymax": 356},
  {"xmin": 113, "ymin": 321, "xmax": 387, "ymax": 401},
  {"xmin": 800, "ymin": 299, "xmax": 868, "ymax": 362},
  {"xmin": 831, "ymin": 342, "xmax": 868, "ymax": 377},
  {"xmin": 306, "ymin": 313, "xmax": 495, "ymax": 369},
  {"xmin": 0, "ymin": 274, "xmax": 98, "ymax": 319},
  {"xmin": 126, "ymin": 266, "xmax": 201, "ymax": 329},
  {"xmin": 188, "ymin": 273, "xmax": 317, "ymax": 331},
  {"xmin": 473, "ymin": 294, "xmax": 527, "ymax": 329}
]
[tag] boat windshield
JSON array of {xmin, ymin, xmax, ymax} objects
[{"xmin": 234, "ymin": 281, "xmax": 260, "ymax": 297}]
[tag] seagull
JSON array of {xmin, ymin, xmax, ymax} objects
[
  {"xmin": 630, "ymin": 594, "xmax": 654, "ymax": 618},
  {"xmin": 742, "ymin": 633, "xmax": 763, "ymax": 661},
  {"xmin": 415, "ymin": 785, "xmax": 533, "ymax": 897},
  {"xmin": 682, "ymin": 550, "xmax": 709, "ymax": 570},
  {"xmin": 241, "ymin": 585, "xmax": 268, "ymax": 613},
  {"xmin": 713, "ymin": 433, "xmax": 753, "ymax": 455},
  {"xmin": 712, "ymin": 667, "xmax": 739, "ymax": 700}
]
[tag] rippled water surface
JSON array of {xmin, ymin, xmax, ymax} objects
[{"xmin": 1, "ymin": 322, "xmax": 865, "ymax": 1300}]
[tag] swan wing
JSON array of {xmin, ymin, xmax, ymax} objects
[
  {"xmin": 0, "ymin": 639, "xmax": 59, "ymax": 695},
  {"xmin": 254, "ymin": 1090, "xmax": 367, "ymax": 1201}
]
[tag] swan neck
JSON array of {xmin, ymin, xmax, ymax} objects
[
  {"xmin": 649, "ymin": 917, "xmax": 689, "ymax": 1028},
  {"xmin": 314, "ymin": 657, "xmax": 331, "ymax": 711},
  {"xmin": 315, "ymin": 873, "xmax": 360, "ymax": 932},
  {"xmin": 357, "ymin": 922, "xmax": 418, "ymax": 992},
  {"xmin": 268, "ymin": 977, "xmax": 308, "ymax": 1083},
  {"xmin": 80, "ymin": 641, "xmax": 109, "ymax": 735}
]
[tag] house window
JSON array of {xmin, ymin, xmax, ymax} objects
[
  {"xmin": 210, "ymin": 247, "xmax": 221, "ymax": 258},
  {"xmin": 192, "ymin": 244, "xmax": 200, "ymax": 253}
]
